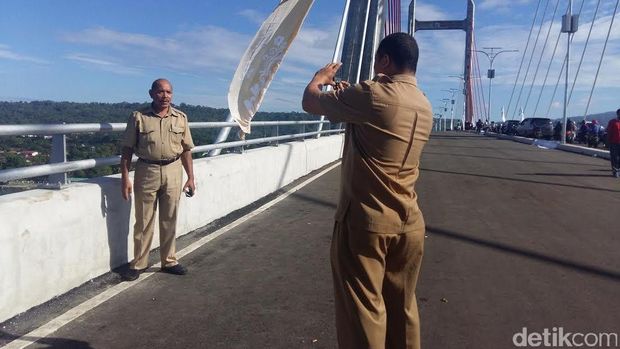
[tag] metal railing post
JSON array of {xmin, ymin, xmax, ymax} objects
[
  {"xmin": 208, "ymin": 113, "xmax": 234, "ymax": 157},
  {"xmin": 49, "ymin": 133, "xmax": 67, "ymax": 185}
]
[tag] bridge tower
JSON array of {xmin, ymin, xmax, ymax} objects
[
  {"xmin": 338, "ymin": 0, "xmax": 383, "ymax": 84},
  {"xmin": 408, "ymin": 0, "xmax": 476, "ymax": 125}
]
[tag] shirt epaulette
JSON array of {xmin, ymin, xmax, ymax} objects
[
  {"xmin": 373, "ymin": 74, "xmax": 393, "ymax": 84},
  {"xmin": 170, "ymin": 107, "xmax": 186, "ymax": 118}
]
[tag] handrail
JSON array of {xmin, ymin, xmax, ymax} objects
[
  {"xmin": 0, "ymin": 128, "xmax": 343, "ymax": 183},
  {"xmin": 0, "ymin": 120, "xmax": 330, "ymax": 136}
]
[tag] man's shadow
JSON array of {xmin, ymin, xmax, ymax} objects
[
  {"xmin": 93, "ymin": 176, "xmax": 132, "ymax": 273},
  {"xmin": 1, "ymin": 330, "xmax": 94, "ymax": 349}
]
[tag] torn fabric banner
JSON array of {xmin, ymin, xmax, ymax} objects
[{"xmin": 228, "ymin": 0, "xmax": 314, "ymax": 134}]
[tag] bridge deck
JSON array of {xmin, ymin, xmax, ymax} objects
[{"xmin": 3, "ymin": 132, "xmax": 619, "ymax": 349}]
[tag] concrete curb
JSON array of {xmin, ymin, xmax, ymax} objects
[{"xmin": 486, "ymin": 132, "xmax": 610, "ymax": 160}]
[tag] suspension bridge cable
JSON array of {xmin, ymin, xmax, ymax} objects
[
  {"xmin": 389, "ymin": 0, "xmax": 392, "ymax": 33},
  {"xmin": 583, "ymin": 0, "xmax": 619, "ymax": 119},
  {"xmin": 545, "ymin": 0, "xmax": 586, "ymax": 118},
  {"xmin": 522, "ymin": 0, "xmax": 560, "ymax": 116},
  {"xmin": 545, "ymin": 54, "xmax": 566, "ymax": 118},
  {"xmin": 473, "ymin": 40, "xmax": 488, "ymax": 120},
  {"xmin": 471, "ymin": 46, "xmax": 483, "ymax": 121},
  {"xmin": 476, "ymin": 57, "xmax": 488, "ymax": 121},
  {"xmin": 511, "ymin": 0, "xmax": 551, "ymax": 118},
  {"xmin": 533, "ymin": 3, "xmax": 563, "ymax": 117},
  {"xmin": 471, "ymin": 52, "xmax": 481, "ymax": 120},
  {"xmin": 396, "ymin": 0, "xmax": 402, "ymax": 31},
  {"xmin": 506, "ymin": 0, "xmax": 543, "ymax": 118},
  {"xmin": 568, "ymin": 0, "xmax": 601, "ymax": 104}
]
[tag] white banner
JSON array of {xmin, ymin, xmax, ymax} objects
[{"xmin": 228, "ymin": 0, "xmax": 314, "ymax": 134}]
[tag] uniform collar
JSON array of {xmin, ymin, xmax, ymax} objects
[
  {"xmin": 374, "ymin": 73, "xmax": 417, "ymax": 86},
  {"xmin": 390, "ymin": 74, "xmax": 417, "ymax": 86},
  {"xmin": 147, "ymin": 104, "xmax": 177, "ymax": 118}
]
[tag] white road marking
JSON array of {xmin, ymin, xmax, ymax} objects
[{"xmin": 2, "ymin": 162, "xmax": 340, "ymax": 349}]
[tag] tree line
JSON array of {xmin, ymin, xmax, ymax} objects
[{"xmin": 0, "ymin": 101, "xmax": 321, "ymax": 179}]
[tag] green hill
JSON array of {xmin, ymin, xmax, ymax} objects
[{"xmin": 0, "ymin": 101, "xmax": 319, "ymax": 178}]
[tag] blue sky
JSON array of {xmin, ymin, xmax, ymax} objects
[{"xmin": 1, "ymin": 0, "xmax": 618, "ymax": 121}]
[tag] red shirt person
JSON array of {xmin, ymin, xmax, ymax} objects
[{"xmin": 607, "ymin": 109, "xmax": 620, "ymax": 177}]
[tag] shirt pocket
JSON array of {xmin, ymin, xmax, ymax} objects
[
  {"xmin": 138, "ymin": 123, "xmax": 157, "ymax": 145},
  {"xmin": 169, "ymin": 125, "xmax": 185, "ymax": 153}
]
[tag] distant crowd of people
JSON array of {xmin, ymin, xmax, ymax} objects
[{"xmin": 468, "ymin": 110, "xmax": 620, "ymax": 178}]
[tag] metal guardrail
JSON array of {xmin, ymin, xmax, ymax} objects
[
  {"xmin": 0, "ymin": 121, "xmax": 342, "ymax": 184},
  {"xmin": 0, "ymin": 120, "xmax": 330, "ymax": 136}
]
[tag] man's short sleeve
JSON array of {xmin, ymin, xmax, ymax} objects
[
  {"xmin": 318, "ymin": 81, "xmax": 373, "ymax": 124},
  {"xmin": 182, "ymin": 116, "xmax": 195, "ymax": 151},
  {"xmin": 120, "ymin": 112, "xmax": 138, "ymax": 149}
]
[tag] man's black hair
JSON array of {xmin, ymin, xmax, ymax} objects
[
  {"xmin": 376, "ymin": 32, "xmax": 419, "ymax": 73},
  {"xmin": 616, "ymin": 108, "xmax": 620, "ymax": 118}
]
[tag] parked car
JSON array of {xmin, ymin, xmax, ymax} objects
[
  {"xmin": 515, "ymin": 118, "xmax": 554, "ymax": 139},
  {"xmin": 501, "ymin": 120, "xmax": 521, "ymax": 135}
]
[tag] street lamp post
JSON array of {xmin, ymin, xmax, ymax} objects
[
  {"xmin": 434, "ymin": 113, "xmax": 442, "ymax": 131},
  {"xmin": 440, "ymin": 98, "xmax": 450, "ymax": 131},
  {"xmin": 475, "ymin": 48, "xmax": 518, "ymax": 123},
  {"xmin": 561, "ymin": 1, "xmax": 579, "ymax": 144},
  {"xmin": 449, "ymin": 75, "xmax": 467, "ymax": 129},
  {"xmin": 442, "ymin": 88, "xmax": 459, "ymax": 130}
]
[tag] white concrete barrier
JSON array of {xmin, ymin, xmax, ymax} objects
[
  {"xmin": 488, "ymin": 133, "xmax": 610, "ymax": 159},
  {"xmin": 0, "ymin": 134, "xmax": 344, "ymax": 323}
]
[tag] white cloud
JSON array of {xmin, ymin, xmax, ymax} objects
[
  {"xmin": 414, "ymin": 3, "xmax": 450, "ymax": 20},
  {"xmin": 0, "ymin": 44, "xmax": 48, "ymax": 64},
  {"xmin": 59, "ymin": 17, "xmax": 339, "ymax": 111},
  {"xmin": 60, "ymin": 22, "xmax": 337, "ymax": 77},
  {"xmin": 478, "ymin": 0, "xmax": 532, "ymax": 11},
  {"xmin": 61, "ymin": 26, "xmax": 250, "ymax": 75},
  {"xmin": 286, "ymin": 26, "xmax": 337, "ymax": 67},
  {"xmin": 65, "ymin": 53, "xmax": 143, "ymax": 75},
  {"xmin": 63, "ymin": 27, "xmax": 179, "ymax": 51},
  {"xmin": 573, "ymin": 13, "xmax": 620, "ymax": 43},
  {"xmin": 238, "ymin": 9, "xmax": 266, "ymax": 25}
]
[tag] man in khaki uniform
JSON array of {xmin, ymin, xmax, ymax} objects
[
  {"xmin": 120, "ymin": 78, "xmax": 195, "ymax": 281},
  {"xmin": 302, "ymin": 33, "xmax": 432, "ymax": 348}
]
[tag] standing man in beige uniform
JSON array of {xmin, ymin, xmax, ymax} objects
[
  {"xmin": 120, "ymin": 78, "xmax": 195, "ymax": 281},
  {"xmin": 302, "ymin": 33, "xmax": 432, "ymax": 349}
]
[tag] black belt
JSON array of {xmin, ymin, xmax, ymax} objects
[{"xmin": 138, "ymin": 155, "xmax": 180, "ymax": 166}]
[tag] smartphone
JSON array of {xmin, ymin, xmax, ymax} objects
[{"xmin": 185, "ymin": 187, "xmax": 194, "ymax": 198}]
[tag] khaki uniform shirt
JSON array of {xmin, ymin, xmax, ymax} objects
[
  {"xmin": 319, "ymin": 74, "xmax": 433, "ymax": 233},
  {"xmin": 121, "ymin": 105, "xmax": 195, "ymax": 160}
]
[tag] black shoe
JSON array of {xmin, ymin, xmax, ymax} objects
[
  {"xmin": 121, "ymin": 267, "xmax": 146, "ymax": 282},
  {"xmin": 161, "ymin": 264, "xmax": 187, "ymax": 275}
]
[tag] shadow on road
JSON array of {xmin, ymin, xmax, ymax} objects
[
  {"xmin": 423, "ymin": 151, "xmax": 608, "ymax": 168},
  {"xmin": 420, "ymin": 167, "xmax": 620, "ymax": 193},
  {"xmin": 426, "ymin": 226, "xmax": 620, "ymax": 282},
  {"xmin": 0, "ymin": 330, "xmax": 94, "ymax": 349},
  {"xmin": 517, "ymin": 172, "xmax": 614, "ymax": 178},
  {"xmin": 290, "ymin": 192, "xmax": 337, "ymax": 209}
]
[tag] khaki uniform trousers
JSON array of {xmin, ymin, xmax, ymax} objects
[
  {"xmin": 331, "ymin": 217, "xmax": 425, "ymax": 349},
  {"xmin": 130, "ymin": 159, "xmax": 183, "ymax": 270}
]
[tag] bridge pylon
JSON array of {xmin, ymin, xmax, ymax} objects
[{"xmin": 408, "ymin": 0, "xmax": 476, "ymax": 125}]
